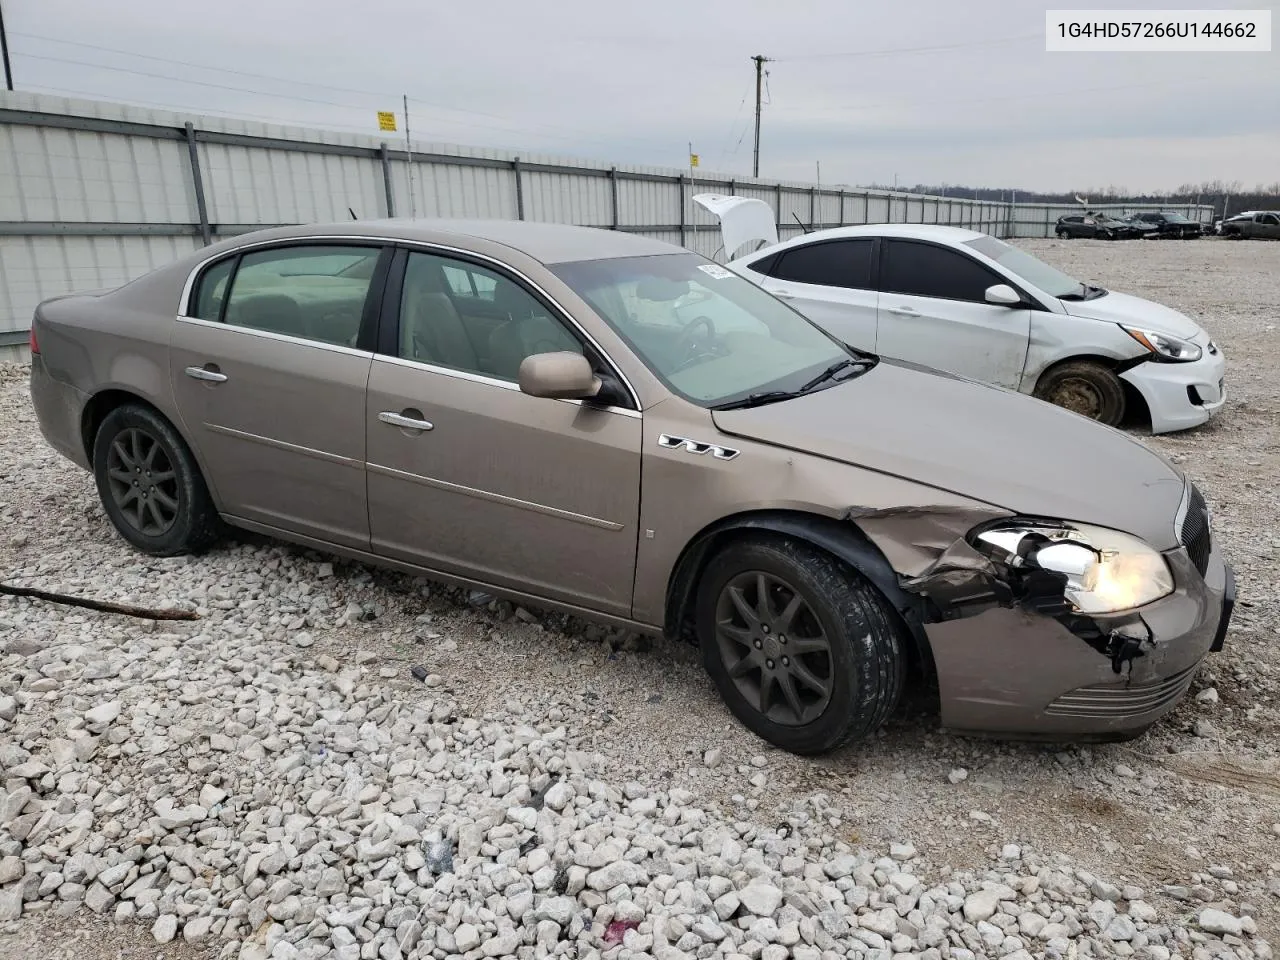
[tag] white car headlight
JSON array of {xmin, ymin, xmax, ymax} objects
[
  {"xmin": 1122, "ymin": 325, "xmax": 1203, "ymax": 362},
  {"xmin": 972, "ymin": 522, "xmax": 1174, "ymax": 614}
]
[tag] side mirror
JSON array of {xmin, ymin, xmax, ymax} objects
[
  {"xmin": 984, "ymin": 283, "xmax": 1023, "ymax": 307},
  {"xmin": 517, "ymin": 351, "xmax": 601, "ymax": 400}
]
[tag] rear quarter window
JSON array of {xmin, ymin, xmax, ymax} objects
[{"xmin": 191, "ymin": 257, "xmax": 236, "ymax": 321}]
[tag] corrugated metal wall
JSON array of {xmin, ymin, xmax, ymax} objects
[{"xmin": 0, "ymin": 90, "xmax": 1214, "ymax": 359}]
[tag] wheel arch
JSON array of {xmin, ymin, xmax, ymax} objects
[{"xmin": 662, "ymin": 509, "xmax": 936, "ymax": 681}]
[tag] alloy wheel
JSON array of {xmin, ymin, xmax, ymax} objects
[
  {"xmin": 104, "ymin": 427, "xmax": 181, "ymax": 536},
  {"xmin": 714, "ymin": 570, "xmax": 833, "ymax": 726}
]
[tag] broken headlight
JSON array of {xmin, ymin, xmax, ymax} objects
[
  {"xmin": 972, "ymin": 522, "xmax": 1174, "ymax": 614},
  {"xmin": 1121, "ymin": 325, "xmax": 1202, "ymax": 362}
]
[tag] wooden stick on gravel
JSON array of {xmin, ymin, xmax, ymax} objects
[{"xmin": 0, "ymin": 583, "xmax": 200, "ymax": 621}]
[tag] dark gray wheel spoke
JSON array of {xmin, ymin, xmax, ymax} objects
[
  {"xmin": 727, "ymin": 654, "xmax": 756, "ymax": 679},
  {"xmin": 778, "ymin": 671, "xmax": 805, "ymax": 721},
  {"xmin": 727, "ymin": 586, "xmax": 758, "ymax": 626},
  {"xmin": 150, "ymin": 469, "xmax": 175, "ymax": 483},
  {"xmin": 151, "ymin": 487, "xmax": 178, "ymax": 511},
  {"xmin": 133, "ymin": 498, "xmax": 147, "ymax": 528},
  {"xmin": 145, "ymin": 498, "xmax": 167, "ymax": 531},
  {"xmin": 787, "ymin": 636, "xmax": 829, "ymax": 656},
  {"xmin": 718, "ymin": 622, "xmax": 754, "ymax": 646},
  {"xmin": 758, "ymin": 674, "xmax": 774, "ymax": 714},
  {"xmin": 789, "ymin": 659, "xmax": 830, "ymax": 698},
  {"xmin": 111, "ymin": 439, "xmax": 136, "ymax": 470},
  {"xmin": 776, "ymin": 593, "xmax": 803, "ymax": 633},
  {"xmin": 108, "ymin": 467, "xmax": 134, "ymax": 484},
  {"xmin": 129, "ymin": 430, "xmax": 144, "ymax": 466},
  {"xmin": 754, "ymin": 573, "xmax": 772, "ymax": 619},
  {"xmin": 117, "ymin": 486, "xmax": 140, "ymax": 507},
  {"xmin": 143, "ymin": 441, "xmax": 160, "ymax": 471}
]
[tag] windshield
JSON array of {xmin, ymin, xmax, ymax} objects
[
  {"xmin": 551, "ymin": 253, "xmax": 853, "ymax": 407},
  {"xmin": 1161, "ymin": 212, "xmax": 1191, "ymax": 222},
  {"xmin": 963, "ymin": 235, "xmax": 1085, "ymax": 299}
]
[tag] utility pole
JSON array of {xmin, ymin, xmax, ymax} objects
[
  {"xmin": 751, "ymin": 54, "xmax": 770, "ymax": 179},
  {"xmin": 403, "ymin": 94, "xmax": 416, "ymax": 219},
  {"xmin": 0, "ymin": 0, "xmax": 14, "ymax": 92}
]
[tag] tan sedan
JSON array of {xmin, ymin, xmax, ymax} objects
[{"xmin": 28, "ymin": 220, "xmax": 1234, "ymax": 753}]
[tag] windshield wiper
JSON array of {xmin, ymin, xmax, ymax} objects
[
  {"xmin": 797, "ymin": 356, "xmax": 871, "ymax": 394},
  {"xmin": 711, "ymin": 357, "xmax": 875, "ymax": 411},
  {"xmin": 710, "ymin": 390, "xmax": 799, "ymax": 411}
]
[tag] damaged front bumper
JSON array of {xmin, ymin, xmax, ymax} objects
[
  {"xmin": 924, "ymin": 547, "xmax": 1231, "ymax": 738},
  {"xmin": 847, "ymin": 497, "xmax": 1233, "ymax": 740}
]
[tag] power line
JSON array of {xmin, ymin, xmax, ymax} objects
[
  {"xmin": 9, "ymin": 31, "xmax": 667, "ymax": 149},
  {"xmin": 775, "ymin": 32, "xmax": 1041, "ymax": 61}
]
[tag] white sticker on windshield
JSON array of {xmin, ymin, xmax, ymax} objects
[{"xmin": 696, "ymin": 263, "xmax": 735, "ymax": 280}]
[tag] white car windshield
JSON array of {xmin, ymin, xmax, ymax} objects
[
  {"xmin": 964, "ymin": 235, "xmax": 1086, "ymax": 300},
  {"xmin": 552, "ymin": 253, "xmax": 857, "ymax": 407}
]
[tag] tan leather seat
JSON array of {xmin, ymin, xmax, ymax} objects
[
  {"xmin": 487, "ymin": 279, "xmax": 580, "ymax": 380},
  {"xmin": 228, "ymin": 293, "xmax": 306, "ymax": 338},
  {"xmin": 400, "ymin": 262, "xmax": 481, "ymax": 372}
]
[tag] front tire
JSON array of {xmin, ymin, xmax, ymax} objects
[
  {"xmin": 1033, "ymin": 360, "xmax": 1126, "ymax": 426},
  {"xmin": 92, "ymin": 404, "xmax": 221, "ymax": 556},
  {"xmin": 695, "ymin": 537, "xmax": 906, "ymax": 755}
]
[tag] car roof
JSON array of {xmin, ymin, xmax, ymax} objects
[
  {"xmin": 214, "ymin": 218, "xmax": 682, "ymax": 266},
  {"xmin": 768, "ymin": 223, "xmax": 986, "ymax": 247}
]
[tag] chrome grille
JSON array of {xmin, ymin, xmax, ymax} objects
[
  {"xmin": 1045, "ymin": 664, "xmax": 1198, "ymax": 720},
  {"xmin": 1179, "ymin": 483, "xmax": 1211, "ymax": 576}
]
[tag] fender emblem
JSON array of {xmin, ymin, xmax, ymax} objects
[{"xmin": 657, "ymin": 433, "xmax": 740, "ymax": 461}]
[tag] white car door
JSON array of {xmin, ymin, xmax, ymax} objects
[
  {"xmin": 750, "ymin": 238, "xmax": 880, "ymax": 352},
  {"xmin": 875, "ymin": 239, "xmax": 1031, "ymax": 388}
]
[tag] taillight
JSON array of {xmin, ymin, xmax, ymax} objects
[{"xmin": 29, "ymin": 325, "xmax": 39, "ymax": 354}]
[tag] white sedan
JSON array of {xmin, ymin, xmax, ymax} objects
[{"xmin": 695, "ymin": 195, "xmax": 1226, "ymax": 433}]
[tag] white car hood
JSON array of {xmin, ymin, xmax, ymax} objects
[{"xmin": 1059, "ymin": 290, "xmax": 1205, "ymax": 339}]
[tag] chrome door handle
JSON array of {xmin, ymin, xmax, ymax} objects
[
  {"xmin": 185, "ymin": 365, "xmax": 227, "ymax": 383},
  {"xmin": 887, "ymin": 306, "xmax": 919, "ymax": 316},
  {"xmin": 379, "ymin": 411, "xmax": 434, "ymax": 431}
]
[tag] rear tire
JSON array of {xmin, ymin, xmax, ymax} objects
[
  {"xmin": 1034, "ymin": 360, "xmax": 1126, "ymax": 426},
  {"xmin": 92, "ymin": 404, "xmax": 221, "ymax": 556},
  {"xmin": 1056, "ymin": 229, "xmax": 1069, "ymax": 239},
  {"xmin": 695, "ymin": 536, "xmax": 906, "ymax": 755}
]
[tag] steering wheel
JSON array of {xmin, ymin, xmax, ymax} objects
[{"xmin": 671, "ymin": 315, "xmax": 722, "ymax": 373}]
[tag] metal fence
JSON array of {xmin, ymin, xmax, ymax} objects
[{"xmin": 0, "ymin": 91, "xmax": 1213, "ymax": 358}]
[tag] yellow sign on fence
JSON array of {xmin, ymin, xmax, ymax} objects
[
  {"xmin": 377, "ymin": 111, "xmax": 398, "ymax": 132},
  {"xmin": 689, "ymin": 153, "xmax": 700, "ymax": 167}
]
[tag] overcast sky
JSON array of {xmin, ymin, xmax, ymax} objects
[{"xmin": 5, "ymin": 0, "xmax": 1278, "ymax": 192}]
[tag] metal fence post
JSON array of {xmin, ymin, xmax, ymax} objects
[
  {"xmin": 184, "ymin": 122, "xmax": 211, "ymax": 245},
  {"xmin": 775, "ymin": 183, "xmax": 783, "ymax": 232},
  {"xmin": 379, "ymin": 142, "xmax": 396, "ymax": 217},
  {"xmin": 513, "ymin": 158, "xmax": 525, "ymax": 220},
  {"xmin": 608, "ymin": 167, "xmax": 619, "ymax": 230},
  {"xmin": 679, "ymin": 174, "xmax": 687, "ymax": 247},
  {"xmin": 810, "ymin": 186, "xmax": 817, "ymax": 229}
]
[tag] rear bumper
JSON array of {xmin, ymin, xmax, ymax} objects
[
  {"xmin": 928, "ymin": 547, "xmax": 1230, "ymax": 740},
  {"xmin": 1120, "ymin": 349, "xmax": 1227, "ymax": 434},
  {"xmin": 29, "ymin": 354, "xmax": 92, "ymax": 470}
]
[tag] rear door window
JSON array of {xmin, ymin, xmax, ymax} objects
[
  {"xmin": 881, "ymin": 240, "xmax": 1004, "ymax": 303},
  {"xmin": 220, "ymin": 244, "xmax": 382, "ymax": 347},
  {"xmin": 769, "ymin": 239, "xmax": 875, "ymax": 290}
]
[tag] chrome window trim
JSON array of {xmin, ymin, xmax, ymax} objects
[
  {"xmin": 173, "ymin": 314, "xmax": 375, "ymax": 359},
  {"xmin": 372, "ymin": 354, "xmax": 641, "ymax": 419},
  {"xmin": 176, "ymin": 233, "xmax": 643, "ymax": 412}
]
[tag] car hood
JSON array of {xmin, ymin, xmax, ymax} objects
[
  {"xmin": 711, "ymin": 360, "xmax": 1186, "ymax": 551},
  {"xmin": 1059, "ymin": 290, "xmax": 1205, "ymax": 339}
]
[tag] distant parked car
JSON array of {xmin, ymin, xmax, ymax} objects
[
  {"xmin": 1055, "ymin": 215, "xmax": 1141, "ymax": 240},
  {"xmin": 1118, "ymin": 216, "xmax": 1162, "ymax": 238},
  {"xmin": 1132, "ymin": 212, "xmax": 1204, "ymax": 239},
  {"xmin": 694, "ymin": 195, "xmax": 1227, "ymax": 434},
  {"xmin": 1219, "ymin": 210, "xmax": 1280, "ymax": 240}
]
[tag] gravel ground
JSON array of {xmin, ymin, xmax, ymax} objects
[{"xmin": 0, "ymin": 236, "xmax": 1277, "ymax": 960}]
